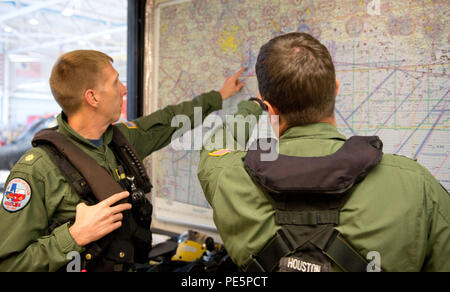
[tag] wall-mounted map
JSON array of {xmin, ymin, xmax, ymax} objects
[{"xmin": 151, "ymin": 0, "xmax": 449, "ymax": 228}]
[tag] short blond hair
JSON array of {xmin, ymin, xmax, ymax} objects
[{"xmin": 49, "ymin": 50, "xmax": 113, "ymax": 115}]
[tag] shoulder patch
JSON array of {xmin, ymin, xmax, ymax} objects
[
  {"xmin": 24, "ymin": 154, "xmax": 35, "ymax": 162},
  {"xmin": 208, "ymin": 149, "xmax": 233, "ymax": 157},
  {"xmin": 122, "ymin": 121, "xmax": 137, "ymax": 129},
  {"xmin": 2, "ymin": 178, "xmax": 32, "ymax": 212},
  {"xmin": 17, "ymin": 150, "xmax": 42, "ymax": 166}
]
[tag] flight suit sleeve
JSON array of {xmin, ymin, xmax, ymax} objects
[
  {"xmin": 202, "ymin": 100, "xmax": 263, "ymax": 152},
  {"xmin": 422, "ymin": 180, "xmax": 450, "ymax": 272},
  {"xmin": 198, "ymin": 100, "xmax": 263, "ymax": 202},
  {"xmin": 0, "ymin": 151, "xmax": 84, "ymax": 272},
  {"xmin": 197, "ymin": 102, "xmax": 278, "ymax": 266},
  {"xmin": 117, "ymin": 90, "xmax": 223, "ymax": 159}
]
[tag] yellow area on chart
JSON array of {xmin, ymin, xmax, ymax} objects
[{"xmin": 218, "ymin": 24, "xmax": 239, "ymax": 53}]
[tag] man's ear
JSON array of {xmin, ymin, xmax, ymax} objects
[
  {"xmin": 84, "ymin": 89, "xmax": 99, "ymax": 108},
  {"xmin": 263, "ymin": 99, "xmax": 281, "ymax": 117},
  {"xmin": 335, "ymin": 78, "xmax": 340, "ymax": 97},
  {"xmin": 263, "ymin": 99, "xmax": 284, "ymax": 137}
]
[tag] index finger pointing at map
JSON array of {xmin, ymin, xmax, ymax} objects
[{"xmin": 233, "ymin": 67, "xmax": 246, "ymax": 80}]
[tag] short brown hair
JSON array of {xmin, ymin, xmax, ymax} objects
[
  {"xmin": 255, "ymin": 33, "xmax": 336, "ymax": 126},
  {"xmin": 49, "ymin": 50, "xmax": 113, "ymax": 115}
]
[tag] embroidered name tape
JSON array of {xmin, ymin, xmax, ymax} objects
[{"xmin": 279, "ymin": 256, "xmax": 330, "ymax": 272}]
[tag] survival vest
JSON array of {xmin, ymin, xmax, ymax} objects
[
  {"xmin": 242, "ymin": 136, "xmax": 384, "ymax": 272},
  {"xmin": 32, "ymin": 126, "xmax": 153, "ymax": 272}
]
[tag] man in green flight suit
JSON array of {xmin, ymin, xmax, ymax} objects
[
  {"xmin": 198, "ymin": 33, "xmax": 450, "ymax": 272},
  {"xmin": 0, "ymin": 50, "xmax": 244, "ymax": 272}
]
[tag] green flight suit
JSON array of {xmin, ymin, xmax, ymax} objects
[
  {"xmin": 198, "ymin": 100, "xmax": 450, "ymax": 272},
  {"xmin": 0, "ymin": 91, "xmax": 222, "ymax": 272}
]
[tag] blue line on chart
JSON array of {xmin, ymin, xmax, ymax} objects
[
  {"xmin": 395, "ymin": 90, "xmax": 449, "ymax": 154},
  {"xmin": 334, "ymin": 60, "xmax": 404, "ymax": 68},
  {"xmin": 345, "ymin": 70, "xmax": 397, "ymax": 122},
  {"xmin": 396, "ymin": 68, "xmax": 422, "ymax": 82},
  {"xmin": 374, "ymin": 80, "xmax": 422, "ymax": 136},
  {"xmin": 420, "ymin": 153, "xmax": 448, "ymax": 157},
  {"xmin": 414, "ymin": 99, "xmax": 448, "ymax": 160},
  {"xmin": 335, "ymin": 107, "xmax": 357, "ymax": 136}
]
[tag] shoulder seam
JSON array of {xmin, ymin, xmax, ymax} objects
[{"xmin": 379, "ymin": 159, "xmax": 430, "ymax": 176}]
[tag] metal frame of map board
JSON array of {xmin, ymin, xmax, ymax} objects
[{"xmin": 151, "ymin": 0, "xmax": 216, "ymax": 231}]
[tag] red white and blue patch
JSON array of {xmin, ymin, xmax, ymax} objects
[{"xmin": 2, "ymin": 178, "xmax": 32, "ymax": 212}]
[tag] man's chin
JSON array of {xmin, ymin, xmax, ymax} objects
[{"xmin": 110, "ymin": 115, "xmax": 121, "ymax": 125}]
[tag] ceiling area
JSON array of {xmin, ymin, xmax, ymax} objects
[
  {"xmin": 0, "ymin": 0, "xmax": 127, "ymax": 60},
  {"xmin": 0, "ymin": 0, "xmax": 128, "ymax": 126}
]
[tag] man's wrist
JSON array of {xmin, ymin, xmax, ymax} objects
[
  {"xmin": 69, "ymin": 224, "xmax": 88, "ymax": 247},
  {"xmin": 219, "ymin": 89, "xmax": 230, "ymax": 100},
  {"xmin": 210, "ymin": 90, "xmax": 223, "ymax": 110},
  {"xmin": 55, "ymin": 222, "xmax": 86, "ymax": 254}
]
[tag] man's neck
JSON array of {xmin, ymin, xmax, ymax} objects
[
  {"xmin": 320, "ymin": 115, "xmax": 337, "ymax": 127},
  {"xmin": 68, "ymin": 111, "xmax": 109, "ymax": 140},
  {"xmin": 278, "ymin": 115, "xmax": 337, "ymax": 137}
]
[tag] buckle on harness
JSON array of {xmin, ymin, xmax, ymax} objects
[{"xmin": 242, "ymin": 230, "xmax": 293, "ymax": 272}]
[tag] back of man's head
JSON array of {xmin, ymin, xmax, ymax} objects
[
  {"xmin": 255, "ymin": 32, "xmax": 336, "ymax": 127},
  {"xmin": 49, "ymin": 50, "xmax": 113, "ymax": 116}
]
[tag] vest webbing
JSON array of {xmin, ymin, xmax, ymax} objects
[
  {"xmin": 32, "ymin": 126, "xmax": 153, "ymax": 272},
  {"xmin": 243, "ymin": 136, "xmax": 384, "ymax": 272},
  {"xmin": 32, "ymin": 126, "xmax": 152, "ymax": 203}
]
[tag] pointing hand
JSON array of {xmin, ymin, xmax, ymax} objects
[{"xmin": 219, "ymin": 67, "xmax": 246, "ymax": 100}]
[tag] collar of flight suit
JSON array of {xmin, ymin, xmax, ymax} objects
[
  {"xmin": 57, "ymin": 112, "xmax": 114, "ymax": 149},
  {"xmin": 279, "ymin": 122, "xmax": 347, "ymax": 142}
]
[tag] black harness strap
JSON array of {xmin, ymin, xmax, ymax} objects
[
  {"xmin": 32, "ymin": 127, "xmax": 124, "ymax": 203},
  {"xmin": 242, "ymin": 228, "xmax": 373, "ymax": 272},
  {"xmin": 40, "ymin": 143, "xmax": 94, "ymax": 204},
  {"xmin": 110, "ymin": 127, "xmax": 152, "ymax": 193},
  {"xmin": 32, "ymin": 126, "xmax": 154, "ymax": 271},
  {"xmin": 323, "ymin": 230, "xmax": 370, "ymax": 272},
  {"xmin": 275, "ymin": 210, "xmax": 340, "ymax": 226},
  {"xmin": 243, "ymin": 136, "xmax": 384, "ymax": 272},
  {"xmin": 243, "ymin": 230, "xmax": 293, "ymax": 272}
]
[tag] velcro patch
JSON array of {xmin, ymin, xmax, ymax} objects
[
  {"xmin": 2, "ymin": 178, "xmax": 32, "ymax": 212},
  {"xmin": 208, "ymin": 149, "xmax": 232, "ymax": 157},
  {"xmin": 122, "ymin": 121, "xmax": 137, "ymax": 129},
  {"xmin": 279, "ymin": 256, "xmax": 330, "ymax": 272}
]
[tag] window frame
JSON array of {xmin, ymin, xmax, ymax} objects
[{"xmin": 127, "ymin": 0, "xmax": 147, "ymax": 120}]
